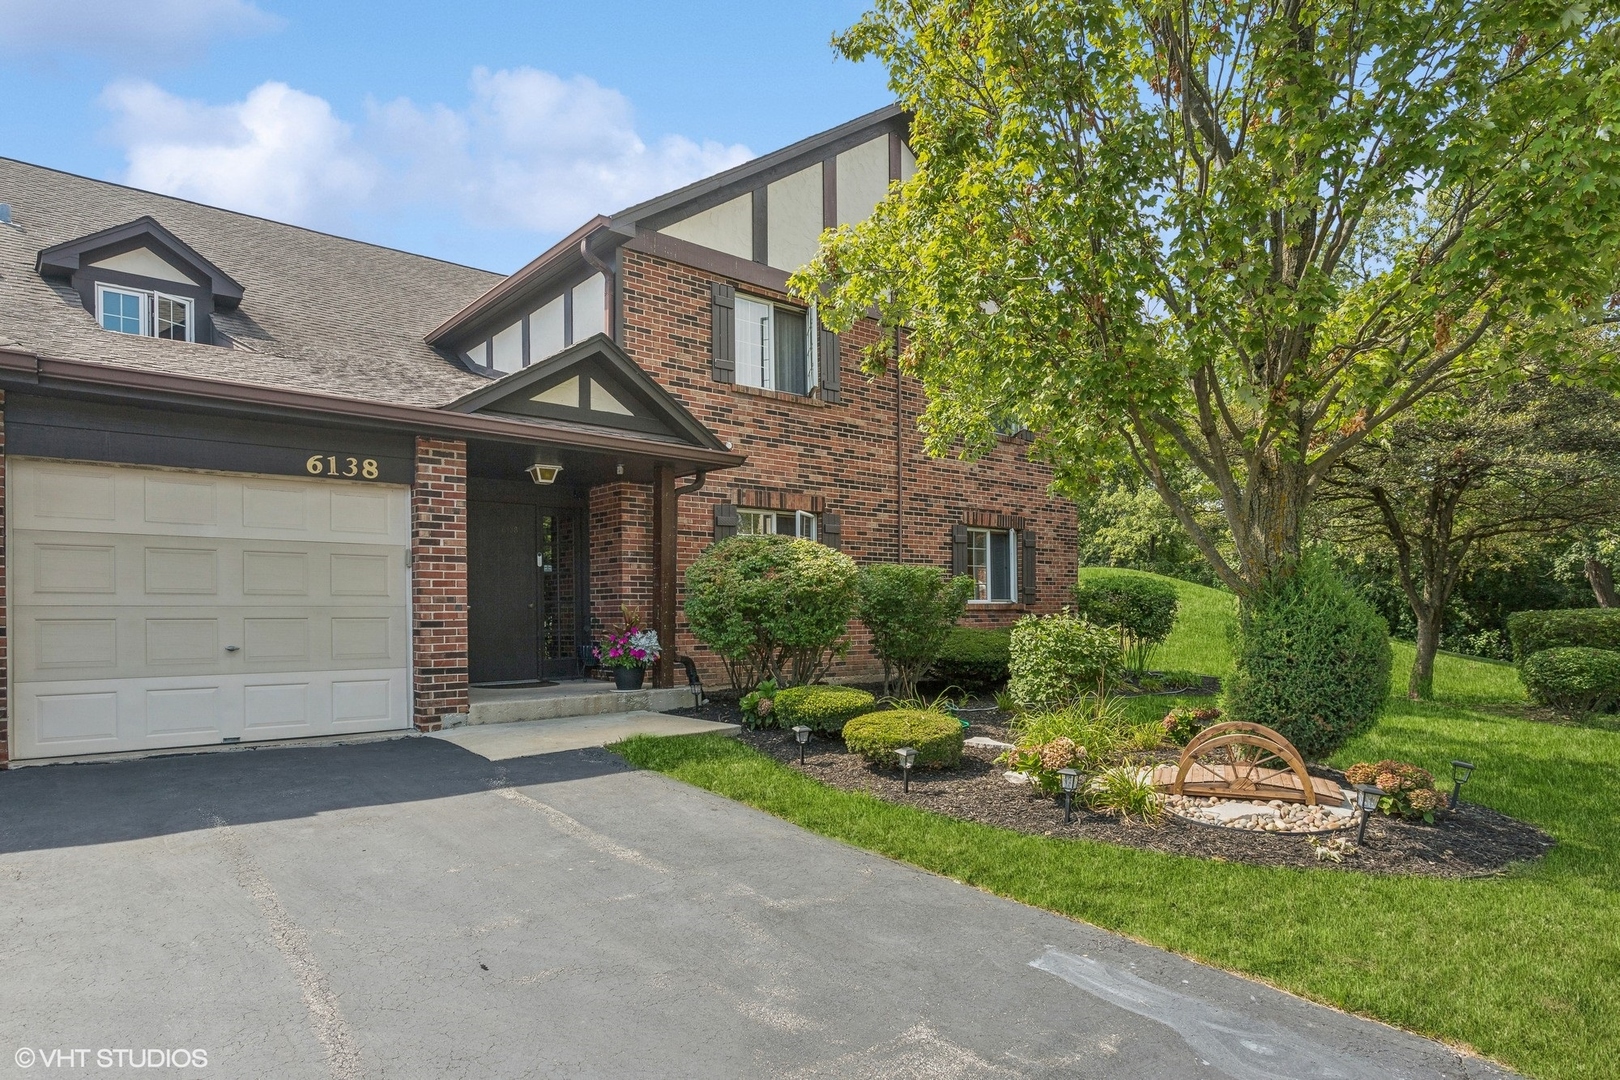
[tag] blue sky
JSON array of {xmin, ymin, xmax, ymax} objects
[{"xmin": 0, "ymin": 1, "xmax": 890, "ymax": 271}]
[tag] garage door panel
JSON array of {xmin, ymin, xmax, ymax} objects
[{"xmin": 11, "ymin": 460, "xmax": 410, "ymax": 760}]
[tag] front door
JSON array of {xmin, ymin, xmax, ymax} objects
[{"xmin": 468, "ymin": 501, "xmax": 582, "ymax": 684}]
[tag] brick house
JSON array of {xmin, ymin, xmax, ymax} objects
[{"xmin": 0, "ymin": 105, "xmax": 1074, "ymax": 766}]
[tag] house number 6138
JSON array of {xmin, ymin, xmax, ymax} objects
[{"xmin": 306, "ymin": 454, "xmax": 379, "ymax": 479}]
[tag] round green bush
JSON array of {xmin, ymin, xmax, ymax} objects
[
  {"xmin": 1071, "ymin": 573, "xmax": 1180, "ymax": 672},
  {"xmin": 928, "ymin": 627, "xmax": 1011, "ymax": 689},
  {"xmin": 842, "ymin": 709, "xmax": 963, "ymax": 769},
  {"xmin": 1520, "ymin": 647, "xmax": 1620, "ymax": 713},
  {"xmin": 856, "ymin": 563, "xmax": 976, "ymax": 698},
  {"xmin": 684, "ymin": 534, "xmax": 857, "ymax": 689},
  {"xmin": 1222, "ymin": 557, "xmax": 1393, "ymax": 760},
  {"xmin": 1007, "ymin": 612, "xmax": 1121, "ymax": 709},
  {"xmin": 1507, "ymin": 609, "xmax": 1620, "ymax": 664},
  {"xmin": 771, "ymin": 685, "xmax": 877, "ymax": 734}
]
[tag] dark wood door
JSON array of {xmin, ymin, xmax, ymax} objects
[{"xmin": 468, "ymin": 500, "xmax": 540, "ymax": 684}]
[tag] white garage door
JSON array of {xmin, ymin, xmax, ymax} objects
[{"xmin": 10, "ymin": 459, "xmax": 412, "ymax": 760}]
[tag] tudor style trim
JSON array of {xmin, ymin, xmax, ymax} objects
[{"xmin": 36, "ymin": 215, "xmax": 245, "ymax": 308}]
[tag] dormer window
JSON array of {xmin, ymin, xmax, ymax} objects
[{"xmin": 95, "ymin": 284, "xmax": 194, "ymax": 342}]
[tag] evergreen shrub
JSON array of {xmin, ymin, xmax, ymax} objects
[
  {"xmin": 1506, "ymin": 609, "xmax": 1620, "ymax": 664},
  {"xmin": 929, "ymin": 628, "xmax": 1012, "ymax": 690},
  {"xmin": 842, "ymin": 709, "xmax": 963, "ymax": 769},
  {"xmin": 771, "ymin": 685, "xmax": 878, "ymax": 734},
  {"xmin": 1519, "ymin": 647, "xmax": 1620, "ymax": 713}
]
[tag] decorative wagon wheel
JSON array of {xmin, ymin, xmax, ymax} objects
[{"xmin": 1169, "ymin": 721, "xmax": 1321, "ymax": 806}]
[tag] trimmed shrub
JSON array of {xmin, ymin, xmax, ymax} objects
[
  {"xmin": 1007, "ymin": 612, "xmax": 1121, "ymax": 709},
  {"xmin": 856, "ymin": 564, "xmax": 977, "ymax": 698},
  {"xmin": 772, "ymin": 685, "xmax": 878, "ymax": 734},
  {"xmin": 1071, "ymin": 574, "xmax": 1180, "ymax": 672},
  {"xmin": 684, "ymin": 535, "xmax": 858, "ymax": 689},
  {"xmin": 929, "ymin": 628, "xmax": 1011, "ymax": 690},
  {"xmin": 842, "ymin": 709, "xmax": 963, "ymax": 769},
  {"xmin": 1223, "ymin": 557, "xmax": 1393, "ymax": 760},
  {"xmin": 1519, "ymin": 647, "xmax": 1620, "ymax": 713},
  {"xmin": 1506, "ymin": 609, "xmax": 1620, "ymax": 664}
]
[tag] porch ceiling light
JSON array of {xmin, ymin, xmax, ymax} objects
[{"xmin": 525, "ymin": 462, "xmax": 563, "ymax": 485}]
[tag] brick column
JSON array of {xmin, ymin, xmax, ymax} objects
[{"xmin": 412, "ymin": 437, "xmax": 467, "ymax": 730}]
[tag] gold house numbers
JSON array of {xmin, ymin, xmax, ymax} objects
[{"xmin": 306, "ymin": 454, "xmax": 380, "ymax": 479}]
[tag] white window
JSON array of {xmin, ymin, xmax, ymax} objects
[
  {"xmin": 734, "ymin": 295, "xmax": 817, "ymax": 395},
  {"xmin": 968, "ymin": 528, "xmax": 1017, "ymax": 603},
  {"xmin": 738, "ymin": 509, "xmax": 818, "ymax": 541},
  {"xmin": 96, "ymin": 284, "xmax": 193, "ymax": 342}
]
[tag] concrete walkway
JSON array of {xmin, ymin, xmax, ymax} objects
[
  {"xmin": 0, "ymin": 739, "xmax": 1515, "ymax": 1079},
  {"xmin": 431, "ymin": 710, "xmax": 738, "ymax": 760}
]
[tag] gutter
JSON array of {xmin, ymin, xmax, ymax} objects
[{"xmin": 0, "ymin": 346, "xmax": 748, "ymax": 471}]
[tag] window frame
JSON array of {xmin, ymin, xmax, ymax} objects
[
  {"xmin": 966, "ymin": 526, "xmax": 1019, "ymax": 603},
  {"xmin": 732, "ymin": 292, "xmax": 818, "ymax": 396},
  {"xmin": 95, "ymin": 283, "xmax": 195, "ymax": 343},
  {"xmin": 737, "ymin": 508, "xmax": 819, "ymax": 540}
]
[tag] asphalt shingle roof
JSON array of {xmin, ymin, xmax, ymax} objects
[{"xmin": 0, "ymin": 158, "xmax": 502, "ymax": 408}]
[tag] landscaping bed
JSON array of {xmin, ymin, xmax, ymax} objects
[{"xmin": 673, "ymin": 703, "xmax": 1554, "ymax": 877}]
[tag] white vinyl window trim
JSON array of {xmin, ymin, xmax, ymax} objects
[
  {"xmin": 95, "ymin": 283, "xmax": 194, "ymax": 343},
  {"xmin": 734, "ymin": 294, "xmax": 818, "ymax": 395},
  {"xmin": 738, "ymin": 509, "xmax": 818, "ymax": 541},
  {"xmin": 967, "ymin": 527, "xmax": 1018, "ymax": 603}
]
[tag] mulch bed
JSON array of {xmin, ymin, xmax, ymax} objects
[{"xmin": 671, "ymin": 699, "xmax": 1555, "ymax": 878}]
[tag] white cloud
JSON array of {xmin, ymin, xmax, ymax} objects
[
  {"xmin": 99, "ymin": 67, "xmax": 753, "ymax": 253},
  {"xmin": 0, "ymin": 0, "xmax": 279, "ymax": 65},
  {"xmin": 102, "ymin": 80, "xmax": 378, "ymax": 228}
]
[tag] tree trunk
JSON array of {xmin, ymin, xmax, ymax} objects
[
  {"xmin": 1586, "ymin": 558, "xmax": 1618, "ymax": 608},
  {"xmin": 1410, "ymin": 609, "xmax": 1441, "ymax": 700},
  {"xmin": 1232, "ymin": 453, "xmax": 1309, "ymax": 592}
]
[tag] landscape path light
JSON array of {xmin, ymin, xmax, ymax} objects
[
  {"xmin": 792, "ymin": 726, "xmax": 811, "ymax": 765},
  {"xmin": 1353, "ymin": 783, "xmax": 1385, "ymax": 845},
  {"xmin": 896, "ymin": 747, "xmax": 917, "ymax": 792},
  {"xmin": 1449, "ymin": 760, "xmax": 1475, "ymax": 810},
  {"xmin": 1058, "ymin": 768, "xmax": 1080, "ymax": 824}
]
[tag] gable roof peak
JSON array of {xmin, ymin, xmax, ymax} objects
[{"xmin": 37, "ymin": 214, "xmax": 246, "ymax": 308}]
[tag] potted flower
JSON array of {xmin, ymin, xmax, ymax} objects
[{"xmin": 595, "ymin": 613, "xmax": 661, "ymax": 691}]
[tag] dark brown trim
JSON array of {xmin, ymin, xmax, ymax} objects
[
  {"xmin": 889, "ymin": 132, "xmax": 903, "ymax": 183},
  {"xmin": 822, "ymin": 156, "xmax": 838, "ymax": 231},
  {"xmin": 626, "ymin": 231, "xmax": 792, "ymax": 295},
  {"xmin": 424, "ymin": 216, "xmax": 609, "ymax": 345},
  {"xmin": 36, "ymin": 215, "xmax": 245, "ymax": 308},
  {"xmin": 0, "ymin": 346, "xmax": 747, "ymax": 472},
  {"xmin": 652, "ymin": 463, "xmax": 678, "ymax": 689},
  {"xmin": 750, "ymin": 188, "xmax": 768, "ymax": 265}
]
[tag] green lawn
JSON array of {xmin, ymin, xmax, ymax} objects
[{"xmin": 617, "ymin": 574, "xmax": 1620, "ymax": 1079}]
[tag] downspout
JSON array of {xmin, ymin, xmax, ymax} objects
[
  {"xmin": 675, "ymin": 471, "xmax": 707, "ymax": 496},
  {"xmin": 580, "ymin": 235, "xmax": 616, "ymax": 342}
]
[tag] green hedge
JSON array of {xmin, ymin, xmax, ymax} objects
[
  {"xmin": 1506, "ymin": 609, "xmax": 1620, "ymax": 664},
  {"xmin": 771, "ymin": 685, "xmax": 877, "ymax": 734},
  {"xmin": 1071, "ymin": 574, "xmax": 1180, "ymax": 672},
  {"xmin": 929, "ymin": 627, "xmax": 1012, "ymax": 689},
  {"xmin": 1519, "ymin": 647, "xmax": 1620, "ymax": 713},
  {"xmin": 842, "ymin": 709, "xmax": 963, "ymax": 769}
]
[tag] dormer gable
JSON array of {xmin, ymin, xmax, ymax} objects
[
  {"xmin": 444, "ymin": 333, "xmax": 727, "ymax": 451},
  {"xmin": 37, "ymin": 216, "xmax": 245, "ymax": 346}
]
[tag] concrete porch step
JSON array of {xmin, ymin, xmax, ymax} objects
[
  {"xmin": 430, "ymin": 711, "xmax": 739, "ymax": 760},
  {"xmin": 465, "ymin": 681, "xmax": 698, "ymax": 725}
]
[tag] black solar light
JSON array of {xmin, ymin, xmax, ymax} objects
[
  {"xmin": 896, "ymin": 747, "xmax": 917, "ymax": 792},
  {"xmin": 1353, "ymin": 784, "xmax": 1385, "ymax": 845},
  {"xmin": 1058, "ymin": 768, "xmax": 1080, "ymax": 824},
  {"xmin": 1449, "ymin": 760, "xmax": 1475, "ymax": 810},
  {"xmin": 792, "ymin": 725, "xmax": 811, "ymax": 765}
]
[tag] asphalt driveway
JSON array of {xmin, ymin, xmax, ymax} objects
[{"xmin": 0, "ymin": 736, "xmax": 1513, "ymax": 1079}]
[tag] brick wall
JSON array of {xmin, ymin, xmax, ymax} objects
[
  {"xmin": 412, "ymin": 437, "xmax": 468, "ymax": 729},
  {"xmin": 588, "ymin": 480, "xmax": 654, "ymax": 640},
  {"xmin": 0, "ymin": 391, "xmax": 8, "ymax": 766},
  {"xmin": 610, "ymin": 250, "xmax": 1078, "ymax": 686}
]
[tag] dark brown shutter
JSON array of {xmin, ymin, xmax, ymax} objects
[
  {"xmin": 1020, "ymin": 528, "xmax": 1038, "ymax": 605},
  {"xmin": 820, "ymin": 511, "xmax": 842, "ymax": 550},
  {"xmin": 714, "ymin": 502, "xmax": 739, "ymax": 541},
  {"xmin": 710, "ymin": 282, "xmax": 736, "ymax": 383},
  {"xmin": 817, "ymin": 321, "xmax": 841, "ymax": 403},
  {"xmin": 951, "ymin": 523, "xmax": 969, "ymax": 576}
]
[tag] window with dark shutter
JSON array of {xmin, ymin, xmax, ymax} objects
[
  {"xmin": 817, "ymin": 321, "xmax": 841, "ymax": 402},
  {"xmin": 1021, "ymin": 529, "xmax": 1038, "ymax": 605},
  {"xmin": 951, "ymin": 523, "xmax": 969, "ymax": 577},
  {"xmin": 820, "ymin": 511, "xmax": 842, "ymax": 550},
  {"xmin": 710, "ymin": 282, "xmax": 735, "ymax": 383},
  {"xmin": 713, "ymin": 502, "xmax": 739, "ymax": 541}
]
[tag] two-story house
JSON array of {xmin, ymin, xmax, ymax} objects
[{"xmin": 0, "ymin": 105, "xmax": 1075, "ymax": 765}]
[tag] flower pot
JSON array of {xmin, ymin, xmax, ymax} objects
[{"xmin": 614, "ymin": 666, "xmax": 646, "ymax": 691}]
